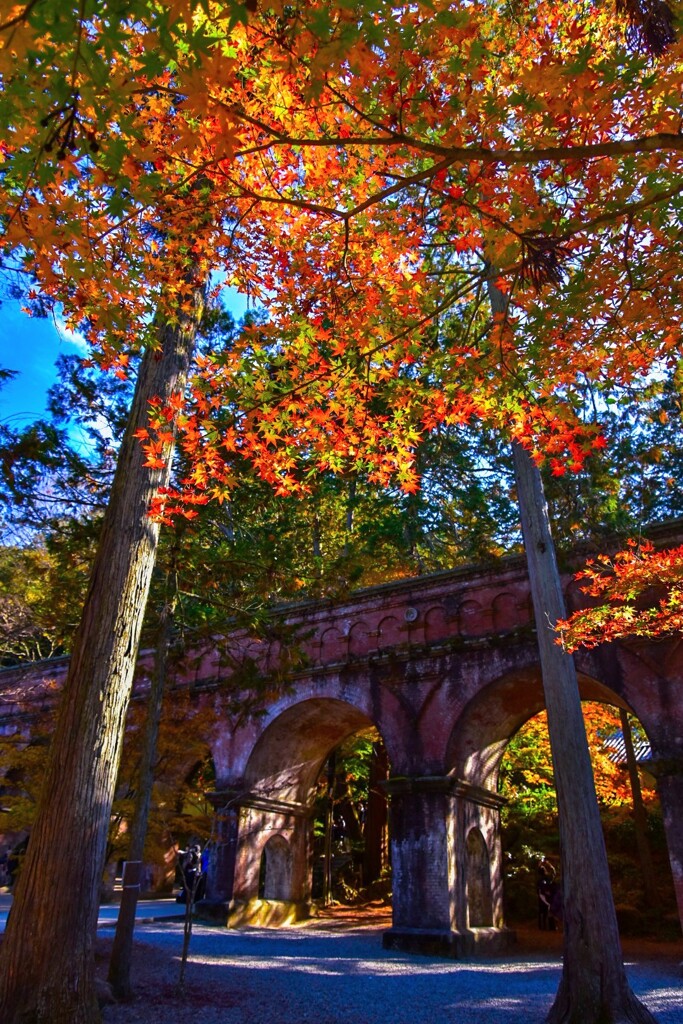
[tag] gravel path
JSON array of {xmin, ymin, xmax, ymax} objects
[{"xmin": 98, "ymin": 920, "xmax": 683, "ymax": 1024}]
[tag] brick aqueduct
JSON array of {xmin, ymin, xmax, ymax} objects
[{"xmin": 2, "ymin": 542, "xmax": 683, "ymax": 955}]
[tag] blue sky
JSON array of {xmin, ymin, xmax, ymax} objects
[
  {"xmin": 0, "ymin": 300, "xmax": 87, "ymax": 428},
  {"xmin": 0, "ymin": 286, "xmax": 250, "ymax": 431}
]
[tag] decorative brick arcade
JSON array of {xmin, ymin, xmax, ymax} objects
[{"xmin": 2, "ymin": 541, "xmax": 683, "ymax": 954}]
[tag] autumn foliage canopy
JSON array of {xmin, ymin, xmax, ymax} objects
[{"xmin": 2, "ymin": 0, "xmax": 683, "ymax": 642}]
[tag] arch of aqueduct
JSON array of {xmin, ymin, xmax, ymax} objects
[{"xmin": 2, "ymin": 537, "xmax": 682, "ymax": 954}]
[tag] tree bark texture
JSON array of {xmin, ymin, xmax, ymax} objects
[
  {"xmin": 0, "ymin": 287, "xmax": 204, "ymax": 1024},
  {"xmin": 512, "ymin": 440, "xmax": 657, "ymax": 1024},
  {"xmin": 107, "ymin": 588, "xmax": 177, "ymax": 1000},
  {"xmin": 484, "ymin": 273, "xmax": 656, "ymax": 1022}
]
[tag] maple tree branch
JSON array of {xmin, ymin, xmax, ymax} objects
[
  {"xmin": 207, "ymin": 171, "xmax": 343, "ymax": 219},
  {"xmin": 234, "ymin": 123, "xmax": 683, "ymax": 165},
  {"xmin": 437, "ymin": 179, "xmax": 683, "ymax": 263},
  {"xmin": 460, "ymin": 278, "xmax": 489, "ymax": 353},
  {"xmin": 565, "ymin": 181, "xmax": 683, "ymax": 236},
  {"xmin": 230, "ymin": 272, "xmax": 483, "ymax": 421},
  {"xmin": 211, "ymin": 97, "xmax": 411, "ymax": 155},
  {"xmin": 180, "ymin": 154, "xmax": 450, "ymax": 227},
  {"xmin": 71, "ymin": 0, "xmax": 86, "ymax": 94},
  {"xmin": 622, "ymin": 214, "xmax": 636, "ymax": 294},
  {"xmin": 3, "ymin": 148, "xmax": 46, "ymax": 235},
  {"xmin": 340, "ymin": 219, "xmax": 355, "ymax": 290},
  {"xmin": 221, "ymin": 139, "xmax": 683, "ymax": 251},
  {"xmin": 342, "ymin": 158, "xmax": 455, "ymax": 219},
  {"xmin": 0, "ymin": 0, "xmax": 40, "ymax": 32},
  {"xmin": 91, "ymin": 131, "xmax": 683, "ymax": 252},
  {"xmin": 215, "ymin": 93, "xmax": 683, "ymax": 167},
  {"xmin": 223, "ymin": 199, "xmax": 260, "ymax": 253},
  {"xmin": 324, "ymin": 83, "xmax": 415, "ymax": 147},
  {"xmin": 248, "ymin": 128, "xmax": 683, "ymax": 165},
  {"xmin": 235, "ymin": 133, "xmax": 408, "ymax": 158},
  {"xmin": 457, "ymin": 133, "xmax": 683, "ymax": 166}
]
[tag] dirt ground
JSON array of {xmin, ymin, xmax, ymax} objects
[
  {"xmin": 512, "ymin": 921, "xmax": 683, "ymax": 967},
  {"xmin": 308, "ymin": 902, "xmax": 683, "ymax": 965}
]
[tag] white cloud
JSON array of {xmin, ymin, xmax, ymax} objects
[{"xmin": 53, "ymin": 309, "xmax": 89, "ymax": 355}]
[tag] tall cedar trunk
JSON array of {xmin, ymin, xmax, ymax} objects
[
  {"xmin": 0, "ymin": 287, "xmax": 204, "ymax": 1024},
  {"xmin": 107, "ymin": 587, "xmax": 177, "ymax": 999},
  {"xmin": 488, "ymin": 272, "xmax": 655, "ymax": 1023},
  {"xmin": 512, "ymin": 442, "xmax": 657, "ymax": 1024}
]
